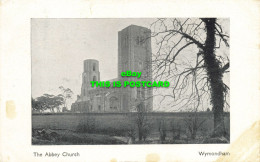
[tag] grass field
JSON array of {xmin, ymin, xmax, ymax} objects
[{"xmin": 32, "ymin": 112, "xmax": 230, "ymax": 144}]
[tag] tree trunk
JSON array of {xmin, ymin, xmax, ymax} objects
[
  {"xmin": 138, "ymin": 126, "xmax": 143, "ymax": 141},
  {"xmin": 202, "ymin": 18, "xmax": 225, "ymax": 137}
]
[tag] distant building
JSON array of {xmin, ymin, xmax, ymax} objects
[{"xmin": 71, "ymin": 25, "xmax": 153, "ymax": 112}]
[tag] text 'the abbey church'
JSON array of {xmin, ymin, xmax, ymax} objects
[{"xmin": 71, "ymin": 25, "xmax": 153, "ymax": 112}]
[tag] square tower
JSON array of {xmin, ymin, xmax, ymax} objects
[{"xmin": 118, "ymin": 25, "xmax": 153, "ymax": 111}]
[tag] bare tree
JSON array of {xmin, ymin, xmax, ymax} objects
[
  {"xmin": 59, "ymin": 86, "xmax": 73, "ymax": 110},
  {"xmin": 151, "ymin": 18, "xmax": 229, "ymax": 137},
  {"xmin": 183, "ymin": 113, "xmax": 207, "ymax": 140},
  {"xmin": 171, "ymin": 120, "xmax": 181, "ymax": 142},
  {"xmin": 158, "ymin": 118, "xmax": 167, "ymax": 143},
  {"xmin": 136, "ymin": 102, "xmax": 150, "ymax": 142}
]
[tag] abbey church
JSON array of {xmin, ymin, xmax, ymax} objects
[{"xmin": 71, "ymin": 25, "xmax": 153, "ymax": 112}]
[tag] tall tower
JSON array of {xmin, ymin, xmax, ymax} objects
[
  {"xmin": 81, "ymin": 59, "xmax": 100, "ymax": 100},
  {"xmin": 118, "ymin": 25, "xmax": 153, "ymax": 111}
]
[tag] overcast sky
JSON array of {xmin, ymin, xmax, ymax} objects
[
  {"xmin": 32, "ymin": 19, "xmax": 156, "ymax": 101},
  {"xmin": 32, "ymin": 18, "xmax": 229, "ymax": 111}
]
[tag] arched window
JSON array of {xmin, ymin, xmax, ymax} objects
[
  {"xmin": 136, "ymin": 36, "xmax": 144, "ymax": 46},
  {"xmin": 138, "ymin": 61, "xmax": 143, "ymax": 70},
  {"xmin": 137, "ymin": 87, "xmax": 141, "ymax": 98},
  {"xmin": 93, "ymin": 76, "xmax": 96, "ymax": 81},
  {"xmin": 109, "ymin": 97, "xmax": 119, "ymax": 110},
  {"xmin": 124, "ymin": 36, "xmax": 128, "ymax": 46},
  {"xmin": 93, "ymin": 63, "xmax": 96, "ymax": 71}
]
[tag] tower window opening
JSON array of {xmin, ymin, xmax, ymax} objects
[
  {"xmin": 138, "ymin": 61, "xmax": 143, "ymax": 69},
  {"xmin": 124, "ymin": 35, "xmax": 128, "ymax": 46},
  {"xmin": 136, "ymin": 36, "xmax": 144, "ymax": 46},
  {"xmin": 93, "ymin": 76, "xmax": 97, "ymax": 81},
  {"xmin": 93, "ymin": 63, "xmax": 96, "ymax": 71}
]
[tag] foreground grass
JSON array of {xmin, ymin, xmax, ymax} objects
[{"xmin": 32, "ymin": 129, "xmax": 126, "ymax": 145}]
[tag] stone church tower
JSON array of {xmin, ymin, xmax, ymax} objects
[
  {"xmin": 118, "ymin": 25, "xmax": 153, "ymax": 111},
  {"xmin": 81, "ymin": 59, "xmax": 100, "ymax": 100},
  {"xmin": 71, "ymin": 25, "xmax": 153, "ymax": 113}
]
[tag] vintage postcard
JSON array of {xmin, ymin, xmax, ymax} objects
[{"xmin": 0, "ymin": 0, "xmax": 259, "ymax": 162}]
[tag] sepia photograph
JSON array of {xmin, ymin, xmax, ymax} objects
[{"xmin": 31, "ymin": 18, "xmax": 230, "ymax": 145}]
